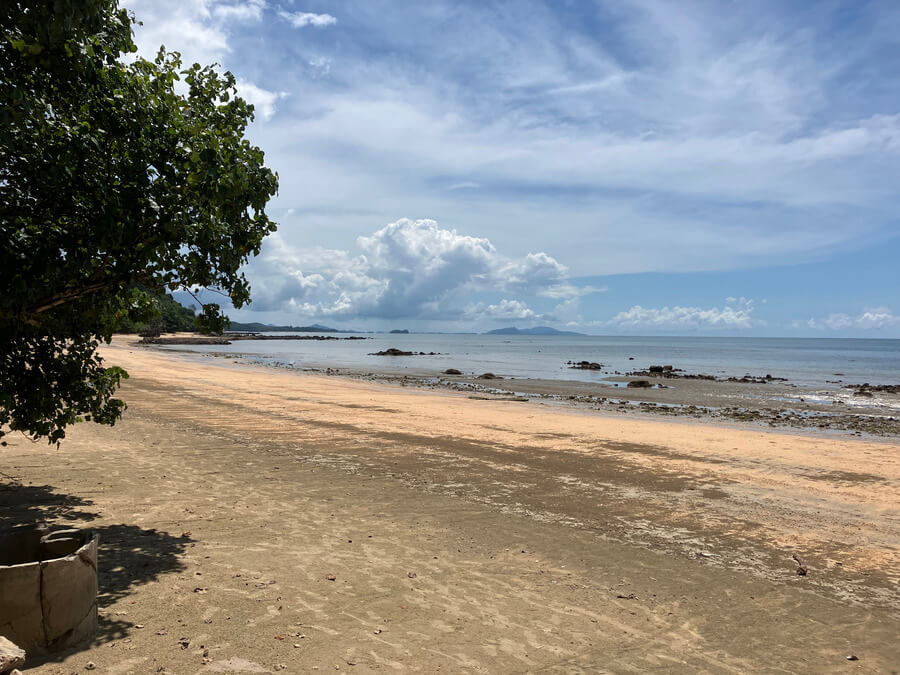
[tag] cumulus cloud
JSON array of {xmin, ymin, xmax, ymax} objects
[
  {"xmin": 803, "ymin": 308, "xmax": 900, "ymax": 331},
  {"xmin": 245, "ymin": 218, "xmax": 588, "ymax": 320},
  {"xmin": 465, "ymin": 299, "xmax": 538, "ymax": 321},
  {"xmin": 606, "ymin": 298, "xmax": 757, "ymax": 331},
  {"xmin": 277, "ymin": 10, "xmax": 337, "ymax": 28}
]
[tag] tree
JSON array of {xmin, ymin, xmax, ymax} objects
[{"xmin": 0, "ymin": 1, "xmax": 278, "ymax": 444}]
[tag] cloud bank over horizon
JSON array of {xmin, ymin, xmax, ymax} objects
[{"xmin": 244, "ymin": 218, "xmax": 593, "ymax": 324}]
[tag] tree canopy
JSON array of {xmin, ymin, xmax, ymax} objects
[{"xmin": 0, "ymin": 1, "xmax": 278, "ymax": 444}]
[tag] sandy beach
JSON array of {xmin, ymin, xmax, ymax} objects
[{"xmin": 3, "ymin": 337, "xmax": 899, "ymax": 673}]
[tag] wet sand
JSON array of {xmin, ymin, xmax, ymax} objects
[
  {"xmin": 4, "ymin": 337, "xmax": 899, "ymax": 673},
  {"xmin": 176, "ymin": 343, "xmax": 900, "ymax": 438}
]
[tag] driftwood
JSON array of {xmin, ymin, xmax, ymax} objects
[{"xmin": 792, "ymin": 553, "xmax": 807, "ymax": 576}]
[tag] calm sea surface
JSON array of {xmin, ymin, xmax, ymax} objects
[{"xmin": 164, "ymin": 334, "xmax": 900, "ymax": 390}]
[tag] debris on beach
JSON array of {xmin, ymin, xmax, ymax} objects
[{"xmin": 0, "ymin": 637, "xmax": 26, "ymax": 674}]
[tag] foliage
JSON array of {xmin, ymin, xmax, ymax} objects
[
  {"xmin": 115, "ymin": 293, "xmax": 197, "ymax": 334},
  {"xmin": 0, "ymin": 1, "xmax": 278, "ymax": 444}
]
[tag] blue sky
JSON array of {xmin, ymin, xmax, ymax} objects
[{"xmin": 125, "ymin": 0, "xmax": 900, "ymax": 336}]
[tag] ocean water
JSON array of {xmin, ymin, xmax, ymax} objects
[{"xmin": 163, "ymin": 334, "xmax": 900, "ymax": 390}]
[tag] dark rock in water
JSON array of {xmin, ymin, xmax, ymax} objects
[
  {"xmin": 628, "ymin": 357, "xmax": 635, "ymax": 360},
  {"xmin": 648, "ymin": 365, "xmax": 664, "ymax": 373},
  {"xmin": 627, "ymin": 380, "xmax": 652, "ymax": 388},
  {"xmin": 477, "ymin": 372, "xmax": 501, "ymax": 380},
  {"xmin": 369, "ymin": 348, "xmax": 443, "ymax": 356},
  {"xmin": 444, "ymin": 368, "xmax": 462, "ymax": 375},
  {"xmin": 569, "ymin": 360, "xmax": 603, "ymax": 370},
  {"xmin": 370, "ymin": 348, "xmax": 414, "ymax": 356}
]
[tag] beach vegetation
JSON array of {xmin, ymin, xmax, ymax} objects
[{"xmin": 0, "ymin": 0, "xmax": 278, "ymax": 444}]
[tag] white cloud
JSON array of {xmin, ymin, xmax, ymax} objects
[
  {"xmin": 124, "ymin": 1, "xmax": 287, "ymax": 121},
  {"xmin": 804, "ymin": 308, "xmax": 900, "ymax": 331},
  {"xmin": 245, "ymin": 218, "xmax": 587, "ymax": 320},
  {"xmin": 465, "ymin": 299, "xmax": 538, "ymax": 321},
  {"xmin": 607, "ymin": 298, "xmax": 757, "ymax": 331},
  {"xmin": 212, "ymin": 0, "xmax": 266, "ymax": 22},
  {"xmin": 277, "ymin": 10, "xmax": 337, "ymax": 28},
  {"xmin": 126, "ymin": 0, "xmax": 230, "ymax": 65},
  {"xmin": 235, "ymin": 79, "xmax": 287, "ymax": 121},
  {"xmin": 308, "ymin": 56, "xmax": 332, "ymax": 76}
]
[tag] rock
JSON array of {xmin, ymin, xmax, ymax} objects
[
  {"xmin": 326, "ymin": 574, "xmax": 336, "ymax": 581},
  {"xmin": 0, "ymin": 637, "xmax": 26, "ymax": 673},
  {"xmin": 648, "ymin": 365, "xmax": 664, "ymax": 373},
  {"xmin": 627, "ymin": 380, "xmax": 652, "ymax": 388},
  {"xmin": 846, "ymin": 655, "xmax": 858, "ymax": 661},
  {"xmin": 477, "ymin": 373, "xmax": 500, "ymax": 379},
  {"xmin": 569, "ymin": 361, "xmax": 603, "ymax": 370},
  {"xmin": 369, "ymin": 348, "xmax": 414, "ymax": 356},
  {"xmin": 443, "ymin": 368, "xmax": 462, "ymax": 375},
  {"xmin": 407, "ymin": 572, "xmax": 417, "ymax": 579}
]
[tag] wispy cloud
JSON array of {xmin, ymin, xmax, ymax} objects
[
  {"xmin": 277, "ymin": 10, "xmax": 337, "ymax": 28},
  {"xmin": 802, "ymin": 308, "xmax": 900, "ymax": 331},
  {"xmin": 605, "ymin": 298, "xmax": 759, "ymax": 331}
]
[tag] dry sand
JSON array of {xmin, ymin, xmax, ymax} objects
[{"xmin": 2, "ymin": 337, "xmax": 899, "ymax": 673}]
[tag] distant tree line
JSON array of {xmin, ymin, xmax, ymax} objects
[{"xmin": 115, "ymin": 292, "xmax": 197, "ymax": 335}]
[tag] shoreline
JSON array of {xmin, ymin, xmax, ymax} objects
[
  {"xmin": 6, "ymin": 337, "xmax": 899, "ymax": 671},
  {"xmin": 151, "ymin": 338, "xmax": 900, "ymax": 439}
]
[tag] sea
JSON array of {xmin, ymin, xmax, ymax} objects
[{"xmin": 163, "ymin": 334, "xmax": 900, "ymax": 391}]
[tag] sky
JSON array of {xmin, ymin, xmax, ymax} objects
[{"xmin": 123, "ymin": 0, "xmax": 900, "ymax": 336}]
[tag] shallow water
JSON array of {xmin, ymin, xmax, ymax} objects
[{"xmin": 164, "ymin": 334, "xmax": 900, "ymax": 390}]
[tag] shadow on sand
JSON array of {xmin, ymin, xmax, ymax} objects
[{"xmin": 0, "ymin": 480, "xmax": 193, "ymax": 662}]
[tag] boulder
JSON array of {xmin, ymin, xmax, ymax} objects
[
  {"xmin": 627, "ymin": 380, "xmax": 652, "ymax": 388},
  {"xmin": 477, "ymin": 373, "xmax": 500, "ymax": 380},
  {"xmin": 443, "ymin": 368, "xmax": 462, "ymax": 375}
]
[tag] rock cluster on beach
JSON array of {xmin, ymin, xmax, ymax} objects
[
  {"xmin": 625, "ymin": 365, "xmax": 787, "ymax": 384},
  {"xmin": 845, "ymin": 383, "xmax": 900, "ymax": 397}
]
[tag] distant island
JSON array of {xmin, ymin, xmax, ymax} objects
[
  {"xmin": 389, "ymin": 329, "xmax": 410, "ymax": 334},
  {"xmin": 485, "ymin": 326, "xmax": 586, "ymax": 336},
  {"xmin": 226, "ymin": 321, "xmax": 351, "ymax": 333}
]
